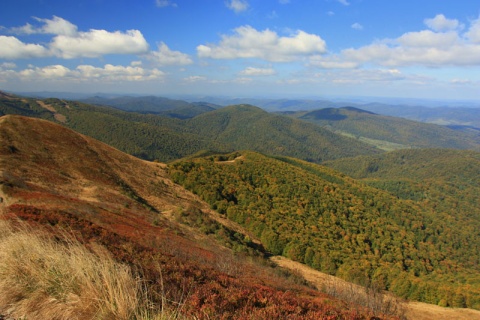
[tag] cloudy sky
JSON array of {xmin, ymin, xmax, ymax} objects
[{"xmin": 1, "ymin": 0, "xmax": 480, "ymax": 100}]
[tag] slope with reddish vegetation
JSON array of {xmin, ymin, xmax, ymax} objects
[{"xmin": 0, "ymin": 115, "xmax": 391, "ymax": 319}]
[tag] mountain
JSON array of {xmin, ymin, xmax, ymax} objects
[
  {"xmin": 169, "ymin": 150, "xmax": 480, "ymax": 309},
  {"xmin": 1, "ymin": 114, "xmax": 389, "ymax": 319},
  {"xmin": 285, "ymin": 107, "xmax": 480, "ymax": 151},
  {"xmin": 181, "ymin": 96, "xmax": 480, "ymax": 131},
  {"xmin": 360, "ymin": 103, "xmax": 480, "ymax": 130},
  {"xmin": 184, "ymin": 104, "xmax": 381, "ymax": 162},
  {"xmin": 81, "ymin": 95, "xmax": 218, "ymax": 119},
  {"xmin": 0, "ymin": 92, "xmax": 380, "ymax": 163}
]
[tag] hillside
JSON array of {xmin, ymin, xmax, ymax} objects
[
  {"xmin": 323, "ymin": 149, "xmax": 480, "ymax": 236},
  {"xmin": 0, "ymin": 114, "xmax": 390, "ymax": 319},
  {"xmin": 81, "ymin": 95, "xmax": 218, "ymax": 119},
  {"xmin": 285, "ymin": 107, "xmax": 480, "ymax": 151},
  {"xmin": 0, "ymin": 92, "xmax": 380, "ymax": 163},
  {"xmin": 184, "ymin": 104, "xmax": 380, "ymax": 162},
  {"xmin": 169, "ymin": 151, "xmax": 480, "ymax": 309}
]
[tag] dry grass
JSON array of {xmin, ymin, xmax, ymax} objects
[
  {"xmin": 271, "ymin": 256, "xmax": 406, "ymax": 319},
  {"xmin": 0, "ymin": 213, "xmax": 185, "ymax": 320}
]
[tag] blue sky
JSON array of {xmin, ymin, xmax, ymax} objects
[{"xmin": 1, "ymin": 0, "xmax": 480, "ymax": 100}]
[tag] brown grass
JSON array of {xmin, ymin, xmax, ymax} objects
[
  {"xmin": 0, "ymin": 212, "xmax": 184, "ymax": 320},
  {"xmin": 271, "ymin": 256, "xmax": 480, "ymax": 320},
  {"xmin": 270, "ymin": 256, "xmax": 406, "ymax": 319}
]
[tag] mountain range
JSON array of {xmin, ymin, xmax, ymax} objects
[{"xmin": 1, "ymin": 90, "xmax": 480, "ymax": 318}]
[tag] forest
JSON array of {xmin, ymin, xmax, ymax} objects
[{"xmin": 169, "ymin": 151, "xmax": 480, "ymax": 309}]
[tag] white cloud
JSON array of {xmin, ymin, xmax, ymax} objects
[
  {"xmin": 156, "ymin": 0, "xmax": 177, "ymax": 8},
  {"xmin": 397, "ymin": 30, "xmax": 459, "ymax": 48},
  {"xmin": 226, "ymin": 0, "xmax": 249, "ymax": 13},
  {"xmin": 10, "ymin": 16, "xmax": 78, "ymax": 36},
  {"xmin": 465, "ymin": 17, "xmax": 480, "ymax": 43},
  {"xmin": 3, "ymin": 63, "xmax": 164, "ymax": 82},
  {"xmin": 148, "ymin": 42, "xmax": 193, "ymax": 66},
  {"xmin": 197, "ymin": 25, "xmax": 326, "ymax": 62},
  {"xmin": 336, "ymin": 0, "xmax": 350, "ymax": 6},
  {"xmin": 239, "ymin": 67, "xmax": 276, "ymax": 76},
  {"xmin": 424, "ymin": 14, "xmax": 462, "ymax": 32},
  {"xmin": 309, "ymin": 55, "xmax": 359, "ymax": 69},
  {"xmin": 5, "ymin": 17, "xmax": 149, "ymax": 59},
  {"xmin": 351, "ymin": 23, "xmax": 363, "ymax": 30},
  {"xmin": 450, "ymin": 78, "xmax": 472, "ymax": 85},
  {"xmin": 0, "ymin": 36, "xmax": 49, "ymax": 59},
  {"xmin": 51, "ymin": 29, "xmax": 149, "ymax": 59},
  {"xmin": 183, "ymin": 75, "xmax": 207, "ymax": 82},
  {"xmin": 0, "ymin": 62, "xmax": 17, "ymax": 69},
  {"xmin": 314, "ymin": 68, "xmax": 422, "ymax": 85},
  {"xmin": 330, "ymin": 15, "xmax": 480, "ymax": 67}
]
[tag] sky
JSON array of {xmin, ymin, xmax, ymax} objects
[{"xmin": 1, "ymin": 0, "xmax": 480, "ymax": 101}]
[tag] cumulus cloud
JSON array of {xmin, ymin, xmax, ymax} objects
[
  {"xmin": 325, "ymin": 14, "xmax": 480, "ymax": 68},
  {"xmin": 5, "ymin": 16, "xmax": 149, "ymax": 59},
  {"xmin": 51, "ymin": 29, "xmax": 149, "ymax": 59},
  {"xmin": 424, "ymin": 14, "xmax": 462, "ymax": 32},
  {"xmin": 2, "ymin": 63, "xmax": 164, "ymax": 82},
  {"xmin": 147, "ymin": 42, "xmax": 193, "ymax": 66},
  {"xmin": 197, "ymin": 25, "xmax": 326, "ymax": 62},
  {"xmin": 239, "ymin": 67, "xmax": 276, "ymax": 76},
  {"xmin": 226, "ymin": 0, "xmax": 249, "ymax": 13},
  {"xmin": 465, "ymin": 17, "xmax": 480, "ymax": 43},
  {"xmin": 0, "ymin": 36, "xmax": 49, "ymax": 59}
]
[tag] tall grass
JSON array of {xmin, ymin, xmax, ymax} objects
[{"xmin": 0, "ymin": 213, "xmax": 184, "ymax": 320}]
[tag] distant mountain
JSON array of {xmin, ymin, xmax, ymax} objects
[
  {"xmin": 286, "ymin": 107, "xmax": 480, "ymax": 151},
  {"xmin": 360, "ymin": 103, "xmax": 480, "ymax": 130},
  {"xmin": 182, "ymin": 96, "xmax": 480, "ymax": 130},
  {"xmin": 81, "ymin": 95, "xmax": 219, "ymax": 119},
  {"xmin": 0, "ymin": 92, "xmax": 381, "ymax": 163}
]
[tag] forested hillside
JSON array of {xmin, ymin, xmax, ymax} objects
[
  {"xmin": 0, "ymin": 92, "xmax": 380, "ymax": 163},
  {"xmin": 286, "ymin": 107, "xmax": 480, "ymax": 151},
  {"xmin": 169, "ymin": 151, "xmax": 480, "ymax": 309},
  {"xmin": 81, "ymin": 95, "xmax": 218, "ymax": 119},
  {"xmin": 184, "ymin": 104, "xmax": 380, "ymax": 162}
]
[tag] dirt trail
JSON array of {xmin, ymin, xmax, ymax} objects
[{"xmin": 270, "ymin": 256, "xmax": 480, "ymax": 320}]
